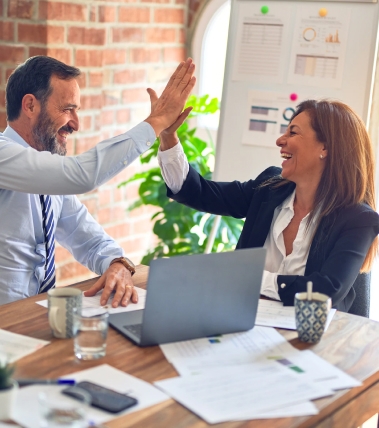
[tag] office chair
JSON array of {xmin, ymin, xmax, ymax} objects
[{"xmin": 348, "ymin": 272, "xmax": 371, "ymax": 318}]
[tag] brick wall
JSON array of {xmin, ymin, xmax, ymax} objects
[{"xmin": 0, "ymin": 0, "xmax": 188, "ymax": 286}]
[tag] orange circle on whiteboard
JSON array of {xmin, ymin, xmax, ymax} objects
[{"xmin": 319, "ymin": 8, "xmax": 327, "ymax": 17}]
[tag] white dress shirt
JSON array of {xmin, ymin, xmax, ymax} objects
[
  {"xmin": 0, "ymin": 122, "xmax": 156, "ymax": 195},
  {"xmin": 0, "ymin": 125, "xmax": 155, "ymax": 305},
  {"xmin": 158, "ymin": 143, "xmax": 318, "ymax": 300}
]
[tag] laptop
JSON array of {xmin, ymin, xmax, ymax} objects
[{"xmin": 109, "ymin": 247, "xmax": 266, "ymax": 346}]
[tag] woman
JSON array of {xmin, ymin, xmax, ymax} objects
[{"xmin": 157, "ymin": 99, "xmax": 379, "ymax": 312}]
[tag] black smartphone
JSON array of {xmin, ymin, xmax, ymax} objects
[{"xmin": 62, "ymin": 381, "xmax": 138, "ymax": 413}]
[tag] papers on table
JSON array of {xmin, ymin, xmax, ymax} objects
[
  {"xmin": 256, "ymin": 299, "xmax": 336, "ymax": 330},
  {"xmin": 0, "ymin": 329, "xmax": 49, "ymax": 363},
  {"xmin": 155, "ymin": 363, "xmax": 329, "ymax": 424},
  {"xmin": 36, "ymin": 287, "xmax": 146, "ymax": 316},
  {"xmin": 158, "ymin": 326, "xmax": 361, "ymax": 423},
  {"xmin": 12, "ymin": 364, "xmax": 169, "ymax": 428}
]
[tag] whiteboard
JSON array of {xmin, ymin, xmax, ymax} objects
[{"xmin": 214, "ymin": 0, "xmax": 379, "ymax": 182}]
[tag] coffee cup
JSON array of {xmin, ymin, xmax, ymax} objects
[
  {"xmin": 294, "ymin": 282, "xmax": 331, "ymax": 343},
  {"xmin": 47, "ymin": 288, "xmax": 82, "ymax": 338}
]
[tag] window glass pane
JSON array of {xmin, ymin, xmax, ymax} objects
[{"xmin": 198, "ymin": 1, "xmax": 231, "ymax": 130}]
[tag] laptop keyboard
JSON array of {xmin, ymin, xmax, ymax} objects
[{"xmin": 123, "ymin": 323, "xmax": 142, "ymax": 338}]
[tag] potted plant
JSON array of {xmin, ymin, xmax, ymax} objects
[{"xmin": 0, "ymin": 358, "xmax": 17, "ymax": 421}]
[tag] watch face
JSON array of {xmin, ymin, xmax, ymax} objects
[{"xmin": 125, "ymin": 257, "xmax": 135, "ymax": 268}]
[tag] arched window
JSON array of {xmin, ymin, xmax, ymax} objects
[{"xmin": 191, "ymin": 0, "xmax": 231, "ymax": 132}]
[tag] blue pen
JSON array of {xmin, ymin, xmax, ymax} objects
[{"xmin": 16, "ymin": 379, "xmax": 76, "ymax": 387}]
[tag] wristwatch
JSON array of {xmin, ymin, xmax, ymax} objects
[{"xmin": 110, "ymin": 257, "xmax": 136, "ymax": 276}]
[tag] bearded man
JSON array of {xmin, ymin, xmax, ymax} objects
[{"xmin": 0, "ymin": 55, "xmax": 194, "ymax": 305}]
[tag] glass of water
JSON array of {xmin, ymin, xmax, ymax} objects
[
  {"xmin": 73, "ymin": 309, "xmax": 109, "ymax": 360},
  {"xmin": 39, "ymin": 389, "xmax": 90, "ymax": 428}
]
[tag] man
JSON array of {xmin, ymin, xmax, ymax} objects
[{"xmin": 0, "ymin": 55, "xmax": 195, "ymax": 306}]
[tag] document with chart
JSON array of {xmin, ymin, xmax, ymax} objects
[
  {"xmin": 287, "ymin": 5, "xmax": 350, "ymax": 88},
  {"xmin": 231, "ymin": 2, "xmax": 291, "ymax": 83}
]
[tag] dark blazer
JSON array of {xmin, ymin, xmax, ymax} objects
[{"xmin": 167, "ymin": 166, "xmax": 379, "ymax": 312}]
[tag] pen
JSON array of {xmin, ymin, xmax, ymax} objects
[{"xmin": 16, "ymin": 379, "xmax": 76, "ymax": 387}]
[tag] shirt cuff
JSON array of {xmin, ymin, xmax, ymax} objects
[
  {"xmin": 158, "ymin": 141, "xmax": 185, "ymax": 164},
  {"xmin": 260, "ymin": 270, "xmax": 280, "ymax": 301}
]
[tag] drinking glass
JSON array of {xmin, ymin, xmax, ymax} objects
[
  {"xmin": 73, "ymin": 309, "xmax": 109, "ymax": 360},
  {"xmin": 39, "ymin": 389, "xmax": 90, "ymax": 428}
]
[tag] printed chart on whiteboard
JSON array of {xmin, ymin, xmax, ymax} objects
[
  {"xmin": 287, "ymin": 5, "xmax": 351, "ymax": 88},
  {"xmin": 232, "ymin": 2, "xmax": 291, "ymax": 83},
  {"xmin": 242, "ymin": 90, "xmax": 314, "ymax": 147}
]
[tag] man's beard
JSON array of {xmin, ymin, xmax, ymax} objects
[{"xmin": 31, "ymin": 105, "xmax": 73, "ymax": 156}]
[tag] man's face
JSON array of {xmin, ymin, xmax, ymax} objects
[{"xmin": 31, "ymin": 75, "xmax": 81, "ymax": 155}]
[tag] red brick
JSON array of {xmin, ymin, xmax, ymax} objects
[
  {"xmin": 90, "ymin": 5, "xmax": 96, "ymax": 22},
  {"xmin": 102, "ymin": 90, "xmax": 120, "ymax": 106},
  {"xmin": 39, "ymin": 1, "xmax": 87, "ymax": 21},
  {"xmin": 0, "ymin": 112, "xmax": 7, "ymax": 131},
  {"xmin": 80, "ymin": 94, "xmax": 103, "ymax": 110},
  {"xmin": 0, "ymin": 91, "xmax": 5, "ymax": 108},
  {"xmin": 57, "ymin": 261, "xmax": 90, "ymax": 281},
  {"xmin": 119, "ymin": 7, "xmax": 150, "ymax": 23},
  {"xmin": 120, "ymin": 237, "xmax": 148, "ymax": 255},
  {"xmin": 18, "ymin": 24, "xmax": 65, "ymax": 44},
  {"xmin": 101, "ymin": 110, "xmax": 114, "ymax": 126},
  {"xmin": 112, "ymin": 28, "xmax": 143, "ymax": 43},
  {"xmin": 76, "ymin": 50, "xmax": 103, "ymax": 67},
  {"xmin": 154, "ymin": 8, "xmax": 184, "ymax": 23},
  {"xmin": 28, "ymin": 47, "xmax": 71, "ymax": 64},
  {"xmin": 98, "ymin": 206, "xmax": 125, "ymax": 224},
  {"xmin": 122, "ymin": 88, "xmax": 148, "ymax": 103},
  {"xmin": 93, "ymin": 114, "xmax": 101, "ymax": 131},
  {"xmin": 55, "ymin": 245, "xmax": 73, "ymax": 264},
  {"xmin": 81, "ymin": 197, "xmax": 98, "ymax": 214},
  {"xmin": 68, "ymin": 27, "xmax": 105, "ymax": 46},
  {"xmin": 89, "ymin": 71, "xmax": 103, "ymax": 87},
  {"xmin": 116, "ymin": 108, "xmax": 130, "ymax": 124},
  {"xmin": 99, "ymin": 5, "xmax": 116, "ymax": 22},
  {"xmin": 130, "ymin": 48, "xmax": 160, "ymax": 63},
  {"xmin": 98, "ymin": 188, "xmax": 112, "ymax": 206},
  {"xmin": 145, "ymin": 28, "xmax": 176, "ymax": 43},
  {"xmin": 179, "ymin": 29, "xmax": 185, "ymax": 43},
  {"xmin": 114, "ymin": 69, "xmax": 145, "ymax": 84},
  {"xmin": 104, "ymin": 223, "xmax": 131, "ymax": 240},
  {"xmin": 0, "ymin": 46, "xmax": 25, "ymax": 63},
  {"xmin": 75, "ymin": 135, "xmax": 101, "ymax": 154},
  {"xmin": 164, "ymin": 47, "xmax": 186, "ymax": 62},
  {"xmin": 6, "ymin": 69, "xmax": 15, "ymax": 81},
  {"xmin": 103, "ymin": 50, "xmax": 126, "ymax": 65},
  {"xmin": 76, "ymin": 72, "xmax": 86, "ymax": 89},
  {"xmin": 142, "ymin": 0, "xmax": 169, "ymax": 3},
  {"xmin": 81, "ymin": 115, "xmax": 93, "ymax": 131},
  {"xmin": 175, "ymin": 0, "xmax": 185, "ymax": 4},
  {"xmin": 0, "ymin": 1, "xmax": 2, "ymax": 14},
  {"xmin": 0, "ymin": 22, "xmax": 14, "ymax": 41},
  {"xmin": 8, "ymin": 0, "xmax": 34, "ymax": 19}
]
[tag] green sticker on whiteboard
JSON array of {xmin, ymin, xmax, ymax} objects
[{"xmin": 261, "ymin": 5, "xmax": 269, "ymax": 14}]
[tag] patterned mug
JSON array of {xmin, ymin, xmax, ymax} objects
[
  {"xmin": 47, "ymin": 288, "xmax": 82, "ymax": 338},
  {"xmin": 294, "ymin": 292, "xmax": 331, "ymax": 343}
]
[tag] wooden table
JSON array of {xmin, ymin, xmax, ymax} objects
[{"xmin": 2, "ymin": 265, "xmax": 379, "ymax": 428}]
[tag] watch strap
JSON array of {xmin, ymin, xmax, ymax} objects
[{"xmin": 110, "ymin": 257, "xmax": 136, "ymax": 276}]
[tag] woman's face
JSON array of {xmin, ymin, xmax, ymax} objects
[{"xmin": 276, "ymin": 111, "xmax": 327, "ymax": 185}]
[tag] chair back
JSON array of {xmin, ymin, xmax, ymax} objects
[{"xmin": 348, "ymin": 272, "xmax": 371, "ymax": 318}]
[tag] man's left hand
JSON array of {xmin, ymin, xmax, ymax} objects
[{"xmin": 83, "ymin": 263, "xmax": 138, "ymax": 308}]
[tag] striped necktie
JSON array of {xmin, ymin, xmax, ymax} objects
[{"xmin": 39, "ymin": 195, "xmax": 56, "ymax": 293}]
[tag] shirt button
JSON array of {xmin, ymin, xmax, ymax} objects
[
  {"xmin": 123, "ymin": 160, "xmax": 128, "ymax": 165},
  {"xmin": 280, "ymin": 283, "xmax": 286, "ymax": 289},
  {"xmin": 147, "ymin": 141, "xmax": 151, "ymax": 146}
]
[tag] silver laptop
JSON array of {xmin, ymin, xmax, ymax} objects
[{"xmin": 109, "ymin": 248, "xmax": 266, "ymax": 347}]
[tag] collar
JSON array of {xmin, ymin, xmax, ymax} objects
[{"xmin": 3, "ymin": 126, "xmax": 30, "ymax": 148}]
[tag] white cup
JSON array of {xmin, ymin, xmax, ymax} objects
[{"xmin": 47, "ymin": 288, "xmax": 82, "ymax": 339}]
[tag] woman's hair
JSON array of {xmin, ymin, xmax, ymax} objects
[{"xmin": 291, "ymin": 99, "xmax": 377, "ymax": 272}]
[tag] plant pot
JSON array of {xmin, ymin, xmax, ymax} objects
[{"xmin": 0, "ymin": 381, "xmax": 18, "ymax": 421}]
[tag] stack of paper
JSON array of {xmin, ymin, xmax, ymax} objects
[
  {"xmin": 156, "ymin": 326, "xmax": 360, "ymax": 424},
  {"xmin": 0, "ymin": 329, "xmax": 49, "ymax": 363}
]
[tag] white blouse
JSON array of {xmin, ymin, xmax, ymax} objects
[{"xmin": 158, "ymin": 143, "xmax": 318, "ymax": 301}]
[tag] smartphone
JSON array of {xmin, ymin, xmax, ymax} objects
[{"xmin": 62, "ymin": 381, "xmax": 138, "ymax": 413}]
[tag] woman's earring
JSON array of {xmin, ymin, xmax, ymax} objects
[{"xmin": 320, "ymin": 154, "xmax": 324, "ymax": 159}]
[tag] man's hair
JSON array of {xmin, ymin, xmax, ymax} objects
[{"xmin": 6, "ymin": 56, "xmax": 81, "ymax": 121}]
